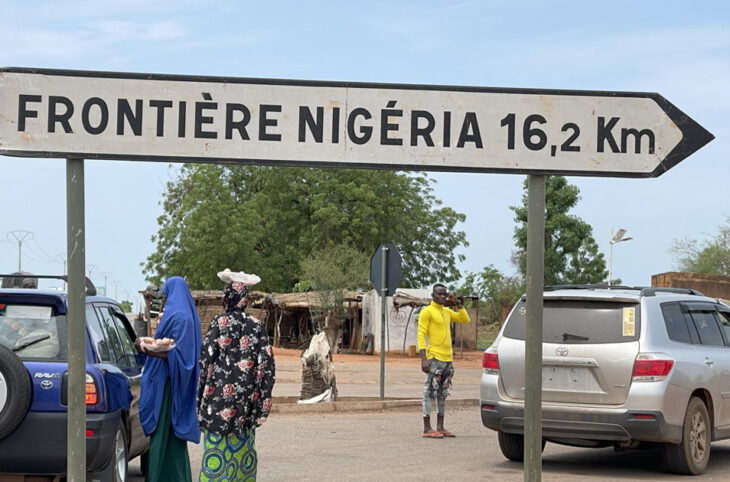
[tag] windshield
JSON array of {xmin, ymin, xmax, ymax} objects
[
  {"xmin": 503, "ymin": 299, "xmax": 641, "ymax": 344},
  {"xmin": 0, "ymin": 303, "xmax": 67, "ymax": 360}
]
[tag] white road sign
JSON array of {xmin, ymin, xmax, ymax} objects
[{"xmin": 0, "ymin": 68, "xmax": 714, "ymax": 177}]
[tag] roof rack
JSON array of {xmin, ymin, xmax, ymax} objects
[
  {"xmin": 0, "ymin": 274, "xmax": 97, "ymax": 296},
  {"xmin": 639, "ymin": 287, "xmax": 704, "ymax": 297},
  {"xmin": 545, "ymin": 284, "xmax": 640, "ymax": 291},
  {"xmin": 544, "ymin": 284, "xmax": 704, "ymax": 297}
]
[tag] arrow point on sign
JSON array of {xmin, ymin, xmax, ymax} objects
[{"xmin": 649, "ymin": 94, "xmax": 714, "ymax": 177}]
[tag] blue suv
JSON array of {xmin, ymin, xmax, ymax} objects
[{"xmin": 0, "ymin": 274, "xmax": 149, "ymax": 481}]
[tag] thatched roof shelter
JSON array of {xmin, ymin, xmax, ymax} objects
[
  {"xmin": 254, "ymin": 290, "xmax": 363, "ymax": 310},
  {"xmin": 140, "ymin": 287, "xmax": 366, "ymax": 350}
]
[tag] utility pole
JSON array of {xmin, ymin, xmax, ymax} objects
[
  {"xmin": 101, "ymin": 272, "xmax": 112, "ymax": 297},
  {"xmin": 57, "ymin": 254, "xmax": 67, "ymax": 290},
  {"xmin": 7, "ymin": 230, "xmax": 32, "ymax": 271},
  {"xmin": 87, "ymin": 264, "xmax": 97, "ymax": 287}
]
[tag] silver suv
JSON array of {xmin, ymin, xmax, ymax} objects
[{"xmin": 480, "ymin": 285, "xmax": 730, "ymax": 475}]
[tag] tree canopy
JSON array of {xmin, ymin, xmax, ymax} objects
[
  {"xmin": 456, "ymin": 264, "xmax": 523, "ymax": 324},
  {"xmin": 510, "ymin": 176, "xmax": 608, "ymax": 286},
  {"xmin": 143, "ymin": 165, "xmax": 467, "ymax": 291},
  {"xmin": 671, "ymin": 217, "xmax": 730, "ymax": 276}
]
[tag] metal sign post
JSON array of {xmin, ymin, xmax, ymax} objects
[
  {"xmin": 370, "ymin": 242, "xmax": 402, "ymax": 401},
  {"xmin": 66, "ymin": 157, "xmax": 86, "ymax": 481},
  {"xmin": 524, "ymin": 175, "xmax": 545, "ymax": 481},
  {"xmin": 379, "ymin": 247, "xmax": 388, "ymax": 401}
]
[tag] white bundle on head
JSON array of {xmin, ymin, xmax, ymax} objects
[{"xmin": 216, "ymin": 268, "xmax": 261, "ymax": 286}]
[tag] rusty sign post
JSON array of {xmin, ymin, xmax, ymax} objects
[{"xmin": 0, "ymin": 67, "xmax": 713, "ymax": 480}]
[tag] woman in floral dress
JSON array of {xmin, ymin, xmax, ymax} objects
[{"xmin": 197, "ymin": 269, "xmax": 276, "ymax": 481}]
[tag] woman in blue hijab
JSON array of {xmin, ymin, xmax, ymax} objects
[{"xmin": 135, "ymin": 276, "xmax": 202, "ymax": 481}]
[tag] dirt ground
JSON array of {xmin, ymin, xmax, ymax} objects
[
  {"xmin": 273, "ymin": 346, "xmax": 484, "ymax": 366},
  {"xmin": 272, "ymin": 347, "xmax": 484, "ymax": 400}
]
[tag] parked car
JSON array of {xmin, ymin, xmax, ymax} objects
[
  {"xmin": 0, "ymin": 274, "xmax": 148, "ymax": 481},
  {"xmin": 481, "ymin": 284, "xmax": 730, "ymax": 475}
]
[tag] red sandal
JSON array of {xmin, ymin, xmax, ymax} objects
[
  {"xmin": 439, "ymin": 430, "xmax": 455, "ymax": 437},
  {"xmin": 422, "ymin": 431, "xmax": 444, "ymax": 438}
]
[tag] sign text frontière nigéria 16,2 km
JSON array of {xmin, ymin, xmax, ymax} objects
[{"xmin": 0, "ymin": 67, "xmax": 714, "ymax": 177}]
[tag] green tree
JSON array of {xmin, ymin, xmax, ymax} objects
[
  {"xmin": 456, "ymin": 265, "xmax": 523, "ymax": 324},
  {"xmin": 143, "ymin": 165, "xmax": 467, "ymax": 291},
  {"xmin": 118, "ymin": 300, "xmax": 133, "ymax": 312},
  {"xmin": 510, "ymin": 176, "xmax": 608, "ymax": 285},
  {"xmin": 671, "ymin": 217, "xmax": 730, "ymax": 276},
  {"xmin": 299, "ymin": 243, "xmax": 369, "ymax": 347}
]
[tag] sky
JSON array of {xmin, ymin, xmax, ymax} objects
[{"xmin": 0, "ymin": 0, "xmax": 728, "ymax": 312}]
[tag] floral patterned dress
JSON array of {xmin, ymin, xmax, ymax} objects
[{"xmin": 197, "ymin": 283, "xmax": 275, "ymax": 481}]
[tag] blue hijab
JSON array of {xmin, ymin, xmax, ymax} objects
[{"xmin": 139, "ymin": 276, "xmax": 202, "ymax": 443}]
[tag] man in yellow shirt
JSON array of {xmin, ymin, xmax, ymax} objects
[{"xmin": 418, "ymin": 283, "xmax": 470, "ymax": 438}]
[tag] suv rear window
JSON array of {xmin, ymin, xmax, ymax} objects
[
  {"xmin": 503, "ymin": 299, "xmax": 641, "ymax": 344},
  {"xmin": 0, "ymin": 303, "xmax": 67, "ymax": 360}
]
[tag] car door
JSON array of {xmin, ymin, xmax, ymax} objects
[
  {"xmin": 96, "ymin": 303, "xmax": 147, "ymax": 456},
  {"xmin": 712, "ymin": 306, "xmax": 730, "ymax": 430},
  {"xmin": 683, "ymin": 303, "xmax": 730, "ymax": 429}
]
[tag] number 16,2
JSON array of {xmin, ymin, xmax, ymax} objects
[{"xmin": 500, "ymin": 113, "xmax": 580, "ymax": 155}]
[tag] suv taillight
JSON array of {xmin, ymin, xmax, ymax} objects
[
  {"xmin": 85, "ymin": 373, "xmax": 98, "ymax": 405},
  {"xmin": 483, "ymin": 352, "xmax": 499, "ymax": 374},
  {"xmin": 62, "ymin": 372, "xmax": 100, "ymax": 405},
  {"xmin": 632, "ymin": 354, "xmax": 674, "ymax": 382}
]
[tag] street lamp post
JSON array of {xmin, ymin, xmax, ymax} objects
[{"xmin": 608, "ymin": 228, "xmax": 633, "ymax": 286}]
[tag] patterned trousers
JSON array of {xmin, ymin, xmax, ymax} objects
[{"xmin": 422, "ymin": 359, "xmax": 454, "ymax": 417}]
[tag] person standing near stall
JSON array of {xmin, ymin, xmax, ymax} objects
[{"xmin": 135, "ymin": 276, "xmax": 202, "ymax": 481}]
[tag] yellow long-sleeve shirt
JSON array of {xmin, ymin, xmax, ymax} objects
[{"xmin": 417, "ymin": 301, "xmax": 470, "ymax": 362}]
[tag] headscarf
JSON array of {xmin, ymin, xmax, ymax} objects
[
  {"xmin": 139, "ymin": 276, "xmax": 202, "ymax": 442},
  {"xmin": 197, "ymin": 278, "xmax": 275, "ymax": 435},
  {"xmin": 223, "ymin": 281, "xmax": 249, "ymax": 312}
]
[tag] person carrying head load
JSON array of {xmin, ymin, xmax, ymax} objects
[{"xmin": 197, "ymin": 269, "xmax": 276, "ymax": 482}]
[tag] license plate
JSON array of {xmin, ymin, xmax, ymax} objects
[{"xmin": 542, "ymin": 365, "xmax": 597, "ymax": 390}]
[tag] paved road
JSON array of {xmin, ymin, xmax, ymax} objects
[{"xmin": 128, "ymin": 405, "xmax": 730, "ymax": 481}]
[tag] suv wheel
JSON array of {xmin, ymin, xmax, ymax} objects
[
  {"xmin": 89, "ymin": 423, "xmax": 128, "ymax": 481},
  {"xmin": 664, "ymin": 396, "xmax": 711, "ymax": 475},
  {"xmin": 498, "ymin": 431, "xmax": 545, "ymax": 462},
  {"xmin": 111, "ymin": 424, "xmax": 129, "ymax": 481},
  {"xmin": 0, "ymin": 345, "xmax": 32, "ymax": 440}
]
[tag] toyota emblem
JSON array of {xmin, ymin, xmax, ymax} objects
[
  {"xmin": 555, "ymin": 346, "xmax": 569, "ymax": 356},
  {"xmin": 40, "ymin": 380, "xmax": 54, "ymax": 390}
]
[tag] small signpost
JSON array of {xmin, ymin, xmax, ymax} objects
[
  {"xmin": 370, "ymin": 242, "xmax": 402, "ymax": 400},
  {"xmin": 0, "ymin": 67, "xmax": 714, "ymax": 481}
]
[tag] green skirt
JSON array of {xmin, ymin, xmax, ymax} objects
[
  {"xmin": 200, "ymin": 428, "xmax": 257, "ymax": 482},
  {"xmin": 146, "ymin": 381, "xmax": 192, "ymax": 482}
]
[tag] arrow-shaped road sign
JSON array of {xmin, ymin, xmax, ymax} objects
[{"xmin": 0, "ymin": 67, "xmax": 714, "ymax": 177}]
